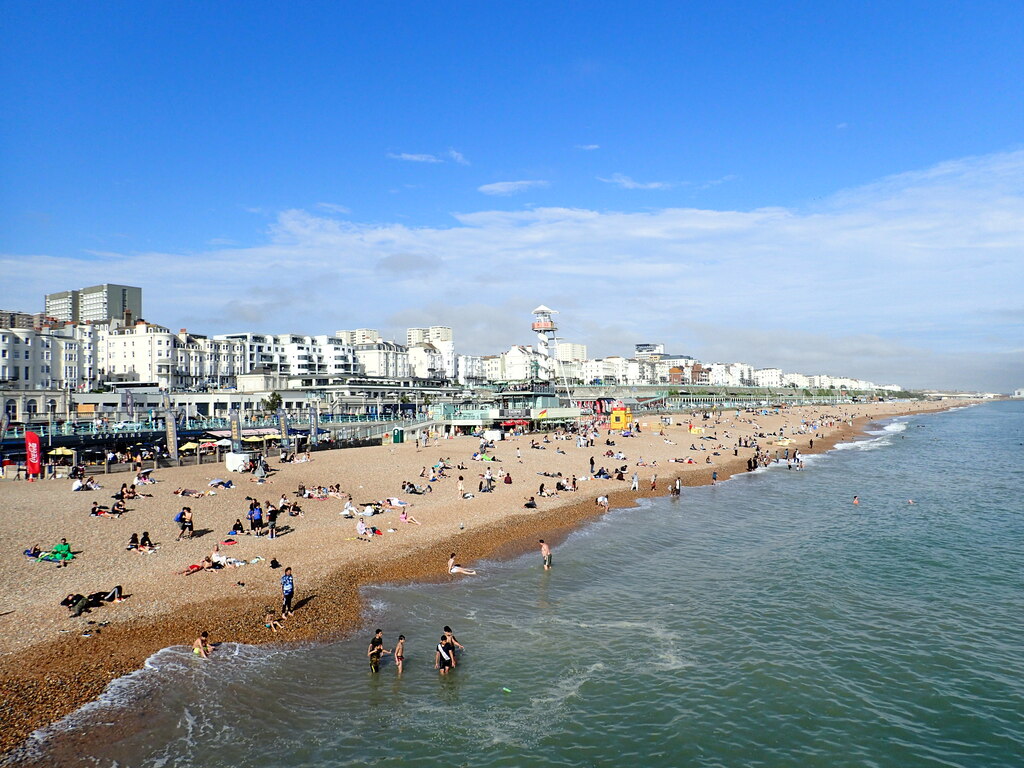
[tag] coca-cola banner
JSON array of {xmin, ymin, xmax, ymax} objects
[{"xmin": 25, "ymin": 431, "xmax": 42, "ymax": 476}]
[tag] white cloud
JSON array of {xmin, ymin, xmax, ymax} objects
[
  {"xmin": 387, "ymin": 152, "xmax": 442, "ymax": 163},
  {"xmin": 575, "ymin": 144, "xmax": 600, "ymax": 151},
  {"xmin": 316, "ymin": 202, "xmax": 351, "ymax": 214},
  {"xmin": 477, "ymin": 180, "xmax": 550, "ymax": 196},
  {"xmin": 5, "ymin": 149, "xmax": 1024, "ymax": 391},
  {"xmin": 598, "ymin": 173, "xmax": 674, "ymax": 190},
  {"xmin": 447, "ymin": 149, "xmax": 470, "ymax": 165}
]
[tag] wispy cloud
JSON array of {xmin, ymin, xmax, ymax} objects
[
  {"xmin": 387, "ymin": 152, "xmax": 443, "ymax": 163},
  {"xmin": 598, "ymin": 173, "xmax": 674, "ymax": 190},
  {"xmin": 447, "ymin": 149, "xmax": 470, "ymax": 165},
  {"xmin": 5, "ymin": 150, "xmax": 1023, "ymax": 391},
  {"xmin": 696, "ymin": 174, "xmax": 738, "ymax": 190},
  {"xmin": 316, "ymin": 202, "xmax": 351, "ymax": 214},
  {"xmin": 477, "ymin": 180, "xmax": 550, "ymax": 196},
  {"xmin": 575, "ymin": 144, "xmax": 600, "ymax": 151}
]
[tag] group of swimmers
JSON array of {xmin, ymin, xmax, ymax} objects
[{"xmin": 365, "ymin": 625, "xmax": 465, "ymax": 675}]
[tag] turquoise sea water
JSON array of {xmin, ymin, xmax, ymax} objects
[{"xmin": 20, "ymin": 401, "xmax": 1024, "ymax": 767}]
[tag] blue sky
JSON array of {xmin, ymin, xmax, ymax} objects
[{"xmin": 2, "ymin": 2, "xmax": 1022, "ymax": 391}]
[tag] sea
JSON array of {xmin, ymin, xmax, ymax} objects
[{"xmin": 17, "ymin": 400, "xmax": 1024, "ymax": 768}]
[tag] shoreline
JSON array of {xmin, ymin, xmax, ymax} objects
[{"xmin": 0, "ymin": 401, "xmax": 971, "ymax": 760}]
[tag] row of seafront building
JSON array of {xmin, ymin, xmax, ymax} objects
[{"xmin": 2, "ymin": 286, "xmax": 903, "ymax": 425}]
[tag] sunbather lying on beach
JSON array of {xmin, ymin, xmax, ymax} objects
[
  {"xmin": 174, "ymin": 488, "xmax": 206, "ymax": 498},
  {"xmin": 39, "ymin": 538, "xmax": 74, "ymax": 566}
]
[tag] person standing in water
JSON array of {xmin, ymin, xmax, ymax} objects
[
  {"xmin": 367, "ymin": 628, "xmax": 390, "ymax": 673},
  {"xmin": 435, "ymin": 634, "xmax": 454, "ymax": 675},
  {"xmin": 394, "ymin": 634, "xmax": 406, "ymax": 674},
  {"xmin": 539, "ymin": 539, "xmax": 552, "ymax": 570}
]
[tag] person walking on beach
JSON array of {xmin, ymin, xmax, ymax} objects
[
  {"xmin": 280, "ymin": 566, "xmax": 295, "ymax": 619},
  {"xmin": 368, "ymin": 628, "xmax": 390, "ymax": 673},
  {"xmin": 457, "ymin": 476, "xmax": 465, "ymax": 498},
  {"xmin": 650, "ymin": 474, "xmax": 657, "ymax": 491},
  {"xmin": 630, "ymin": 472, "xmax": 639, "ymax": 491},
  {"xmin": 539, "ymin": 539, "xmax": 552, "ymax": 570},
  {"xmin": 176, "ymin": 507, "xmax": 194, "ymax": 541},
  {"xmin": 711, "ymin": 470, "xmax": 718, "ymax": 485}
]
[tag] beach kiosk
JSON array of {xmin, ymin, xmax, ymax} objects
[{"xmin": 609, "ymin": 406, "xmax": 633, "ymax": 431}]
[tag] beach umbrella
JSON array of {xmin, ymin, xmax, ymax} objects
[
  {"xmin": 242, "ymin": 436, "xmax": 264, "ymax": 443},
  {"xmin": 214, "ymin": 438, "xmax": 232, "ymax": 447},
  {"xmin": 179, "ymin": 441, "xmax": 200, "ymax": 451},
  {"xmin": 199, "ymin": 441, "xmax": 217, "ymax": 449},
  {"xmin": 48, "ymin": 447, "xmax": 75, "ymax": 456}
]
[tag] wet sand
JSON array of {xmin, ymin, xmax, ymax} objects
[{"xmin": 0, "ymin": 400, "xmax": 967, "ymax": 757}]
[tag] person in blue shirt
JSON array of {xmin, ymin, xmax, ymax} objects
[{"xmin": 280, "ymin": 567, "xmax": 295, "ymax": 619}]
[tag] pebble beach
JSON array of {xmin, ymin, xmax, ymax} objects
[{"xmin": 0, "ymin": 400, "xmax": 964, "ymax": 757}]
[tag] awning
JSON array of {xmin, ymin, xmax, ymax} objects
[
  {"xmin": 206, "ymin": 428, "xmax": 280, "ymax": 437},
  {"xmin": 501, "ymin": 419, "xmax": 529, "ymax": 426}
]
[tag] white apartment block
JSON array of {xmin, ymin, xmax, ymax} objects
[
  {"xmin": 753, "ymin": 368, "xmax": 783, "ymax": 388},
  {"xmin": 501, "ymin": 345, "xmax": 548, "ymax": 381},
  {"xmin": 355, "ymin": 341, "xmax": 410, "ymax": 379},
  {"xmin": 556, "ymin": 342, "xmax": 588, "ymax": 362},
  {"xmin": 45, "ymin": 284, "xmax": 142, "ymax": 324},
  {"xmin": 406, "ymin": 326, "xmax": 452, "ymax": 345},
  {"xmin": 0, "ymin": 325, "xmax": 106, "ymax": 392},
  {"xmin": 407, "ymin": 343, "xmax": 445, "ymax": 379},
  {"xmin": 456, "ymin": 354, "xmax": 486, "ymax": 386},
  {"xmin": 406, "ymin": 327, "xmax": 455, "ymax": 378},
  {"xmin": 335, "ymin": 328, "xmax": 382, "ymax": 345},
  {"xmin": 552, "ymin": 358, "xmax": 583, "ymax": 383},
  {"xmin": 782, "ymin": 372, "xmax": 811, "ymax": 389}
]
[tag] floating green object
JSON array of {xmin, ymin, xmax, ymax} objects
[{"xmin": 502, "ymin": 687, "xmax": 512, "ymax": 693}]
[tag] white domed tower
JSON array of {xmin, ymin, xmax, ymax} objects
[{"xmin": 532, "ymin": 305, "xmax": 557, "ymax": 380}]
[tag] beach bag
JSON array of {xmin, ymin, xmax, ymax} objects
[{"xmin": 174, "ymin": 511, "xmax": 184, "ymax": 523}]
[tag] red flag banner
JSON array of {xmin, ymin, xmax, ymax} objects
[{"xmin": 25, "ymin": 431, "xmax": 42, "ymax": 475}]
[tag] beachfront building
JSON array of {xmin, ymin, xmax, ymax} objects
[
  {"xmin": 651, "ymin": 356, "xmax": 697, "ymax": 384},
  {"xmin": 480, "ymin": 346, "xmax": 550, "ymax": 382},
  {"xmin": 45, "ymin": 284, "xmax": 142, "ymax": 324},
  {"xmin": 753, "ymin": 368, "xmax": 783, "ymax": 388},
  {"xmin": 406, "ymin": 326, "xmax": 455, "ymax": 379},
  {"xmin": 782, "ymin": 372, "xmax": 811, "ymax": 389},
  {"xmin": 0, "ymin": 323, "xmax": 113, "ymax": 392},
  {"xmin": 407, "ymin": 342, "xmax": 445, "ymax": 380},
  {"xmin": 355, "ymin": 341, "xmax": 410, "ymax": 379},
  {"xmin": 456, "ymin": 354, "xmax": 486, "ymax": 386},
  {"xmin": 553, "ymin": 358, "xmax": 584, "ymax": 384},
  {"xmin": 580, "ymin": 357, "xmax": 652, "ymax": 385}
]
